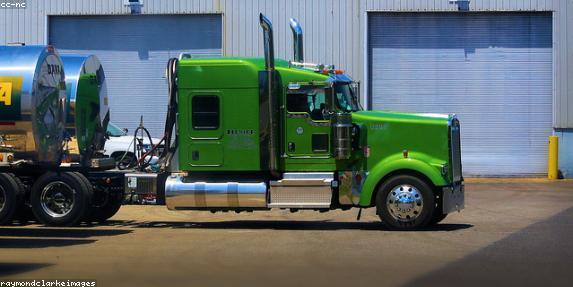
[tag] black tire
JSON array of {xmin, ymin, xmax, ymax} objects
[
  {"xmin": 376, "ymin": 175, "xmax": 435, "ymax": 230},
  {"xmin": 0, "ymin": 173, "xmax": 25, "ymax": 225},
  {"xmin": 8, "ymin": 173, "xmax": 35, "ymax": 224},
  {"xmin": 30, "ymin": 172, "xmax": 93, "ymax": 227},
  {"xmin": 87, "ymin": 190, "xmax": 123, "ymax": 223},
  {"xmin": 69, "ymin": 172, "xmax": 95, "ymax": 219},
  {"xmin": 430, "ymin": 193, "xmax": 448, "ymax": 225},
  {"xmin": 431, "ymin": 213, "xmax": 448, "ymax": 225},
  {"xmin": 68, "ymin": 173, "xmax": 122, "ymax": 223}
]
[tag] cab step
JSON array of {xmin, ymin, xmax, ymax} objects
[{"xmin": 269, "ymin": 172, "xmax": 334, "ymax": 208}]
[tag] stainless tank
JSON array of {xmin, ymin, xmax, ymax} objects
[
  {"xmin": 0, "ymin": 45, "xmax": 67, "ymax": 166},
  {"xmin": 61, "ymin": 55, "xmax": 109, "ymax": 161}
]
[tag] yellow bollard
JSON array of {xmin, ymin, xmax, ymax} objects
[{"xmin": 548, "ymin": 136, "xmax": 559, "ymax": 179}]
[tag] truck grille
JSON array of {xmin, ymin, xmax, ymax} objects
[{"xmin": 450, "ymin": 117, "xmax": 462, "ymax": 183}]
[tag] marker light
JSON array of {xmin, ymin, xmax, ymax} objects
[
  {"xmin": 355, "ymin": 174, "xmax": 363, "ymax": 184},
  {"xmin": 363, "ymin": 146, "xmax": 370, "ymax": 158}
]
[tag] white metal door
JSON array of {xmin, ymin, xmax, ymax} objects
[{"xmin": 368, "ymin": 13, "xmax": 553, "ymax": 176}]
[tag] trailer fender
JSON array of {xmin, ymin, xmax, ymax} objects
[{"xmin": 359, "ymin": 152, "xmax": 448, "ymax": 207}]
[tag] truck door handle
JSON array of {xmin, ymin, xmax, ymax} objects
[
  {"xmin": 288, "ymin": 142, "xmax": 295, "ymax": 152},
  {"xmin": 192, "ymin": 151, "xmax": 199, "ymax": 161}
]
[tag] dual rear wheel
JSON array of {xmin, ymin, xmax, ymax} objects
[
  {"xmin": 0, "ymin": 171, "xmax": 122, "ymax": 226},
  {"xmin": 0, "ymin": 173, "xmax": 25, "ymax": 225},
  {"xmin": 30, "ymin": 172, "xmax": 93, "ymax": 226}
]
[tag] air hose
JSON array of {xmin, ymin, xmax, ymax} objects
[
  {"xmin": 117, "ymin": 117, "xmax": 156, "ymax": 171},
  {"xmin": 119, "ymin": 58, "xmax": 178, "ymax": 171},
  {"xmin": 159, "ymin": 58, "xmax": 179, "ymax": 170},
  {"xmin": 132, "ymin": 118, "xmax": 155, "ymax": 170}
]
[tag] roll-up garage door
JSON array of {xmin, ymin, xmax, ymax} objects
[
  {"xmin": 50, "ymin": 15, "xmax": 222, "ymax": 137},
  {"xmin": 368, "ymin": 12, "xmax": 553, "ymax": 176}
]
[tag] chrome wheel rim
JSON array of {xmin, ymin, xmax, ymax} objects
[
  {"xmin": 386, "ymin": 184, "xmax": 423, "ymax": 222},
  {"xmin": 40, "ymin": 181, "xmax": 75, "ymax": 218},
  {"xmin": 0, "ymin": 185, "xmax": 5, "ymax": 212}
]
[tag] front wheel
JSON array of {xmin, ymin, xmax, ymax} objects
[{"xmin": 376, "ymin": 175, "xmax": 435, "ymax": 230}]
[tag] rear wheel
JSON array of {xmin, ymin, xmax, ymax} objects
[
  {"xmin": 9, "ymin": 174, "xmax": 35, "ymax": 224},
  {"xmin": 376, "ymin": 175, "xmax": 435, "ymax": 230},
  {"xmin": 30, "ymin": 172, "xmax": 93, "ymax": 226},
  {"xmin": 87, "ymin": 190, "xmax": 123, "ymax": 223},
  {"xmin": 0, "ymin": 173, "xmax": 25, "ymax": 225},
  {"xmin": 65, "ymin": 173, "xmax": 123, "ymax": 224}
]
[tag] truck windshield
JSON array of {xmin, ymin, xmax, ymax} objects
[
  {"xmin": 334, "ymin": 83, "xmax": 361, "ymax": 112},
  {"xmin": 107, "ymin": 122, "xmax": 127, "ymax": 137}
]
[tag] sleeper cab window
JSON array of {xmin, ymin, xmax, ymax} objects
[{"xmin": 192, "ymin": 95, "xmax": 220, "ymax": 130}]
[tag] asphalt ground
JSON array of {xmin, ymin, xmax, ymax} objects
[{"xmin": 1, "ymin": 178, "xmax": 572, "ymax": 287}]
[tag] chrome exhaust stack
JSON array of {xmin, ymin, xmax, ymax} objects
[
  {"xmin": 289, "ymin": 18, "xmax": 304, "ymax": 62},
  {"xmin": 259, "ymin": 13, "xmax": 275, "ymax": 70},
  {"xmin": 259, "ymin": 13, "xmax": 279, "ymax": 176}
]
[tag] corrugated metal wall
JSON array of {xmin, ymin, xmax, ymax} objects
[
  {"xmin": 1, "ymin": 0, "xmax": 572, "ymax": 127},
  {"xmin": 368, "ymin": 12, "xmax": 553, "ymax": 176},
  {"xmin": 50, "ymin": 15, "xmax": 222, "ymax": 137}
]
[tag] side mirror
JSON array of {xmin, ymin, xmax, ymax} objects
[{"xmin": 123, "ymin": 128, "xmax": 129, "ymax": 134}]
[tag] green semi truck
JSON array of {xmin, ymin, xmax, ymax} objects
[{"xmin": 0, "ymin": 14, "xmax": 463, "ymax": 230}]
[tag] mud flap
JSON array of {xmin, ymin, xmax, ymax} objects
[{"xmin": 442, "ymin": 182, "xmax": 464, "ymax": 214}]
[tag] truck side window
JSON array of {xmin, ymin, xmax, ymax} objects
[
  {"xmin": 192, "ymin": 95, "xmax": 219, "ymax": 130},
  {"xmin": 287, "ymin": 91, "xmax": 328, "ymax": 121}
]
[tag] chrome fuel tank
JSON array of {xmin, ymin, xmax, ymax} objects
[
  {"xmin": 0, "ymin": 45, "xmax": 67, "ymax": 166},
  {"xmin": 165, "ymin": 175, "xmax": 268, "ymax": 210},
  {"xmin": 61, "ymin": 54, "xmax": 109, "ymax": 161}
]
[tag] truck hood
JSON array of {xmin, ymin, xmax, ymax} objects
[{"xmin": 349, "ymin": 110, "xmax": 453, "ymax": 180}]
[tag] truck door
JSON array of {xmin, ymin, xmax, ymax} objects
[
  {"xmin": 187, "ymin": 93, "xmax": 224, "ymax": 167},
  {"xmin": 284, "ymin": 84, "xmax": 332, "ymax": 158}
]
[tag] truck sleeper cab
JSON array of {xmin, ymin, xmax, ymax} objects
[{"xmin": 153, "ymin": 14, "xmax": 464, "ymax": 230}]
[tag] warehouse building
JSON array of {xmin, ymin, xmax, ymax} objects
[{"xmin": 1, "ymin": 0, "xmax": 572, "ymax": 177}]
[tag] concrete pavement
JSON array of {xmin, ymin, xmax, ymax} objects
[{"xmin": 1, "ymin": 179, "xmax": 572, "ymax": 287}]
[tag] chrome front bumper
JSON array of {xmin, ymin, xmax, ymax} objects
[{"xmin": 442, "ymin": 182, "xmax": 464, "ymax": 214}]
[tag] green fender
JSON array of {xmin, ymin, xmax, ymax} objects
[{"xmin": 359, "ymin": 152, "xmax": 448, "ymax": 206}]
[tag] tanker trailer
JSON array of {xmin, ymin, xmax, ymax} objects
[
  {"xmin": 60, "ymin": 55, "xmax": 110, "ymax": 166},
  {"xmin": 0, "ymin": 45, "xmax": 66, "ymax": 167},
  {"xmin": 0, "ymin": 45, "xmax": 123, "ymax": 226}
]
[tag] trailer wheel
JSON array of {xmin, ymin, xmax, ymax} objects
[
  {"xmin": 69, "ymin": 172, "xmax": 96, "ymax": 221},
  {"xmin": 87, "ymin": 190, "xmax": 123, "ymax": 223},
  {"xmin": 30, "ymin": 172, "xmax": 93, "ymax": 226},
  {"xmin": 376, "ymin": 175, "xmax": 435, "ymax": 230},
  {"xmin": 8, "ymin": 173, "xmax": 35, "ymax": 224},
  {"xmin": 0, "ymin": 173, "xmax": 25, "ymax": 225}
]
